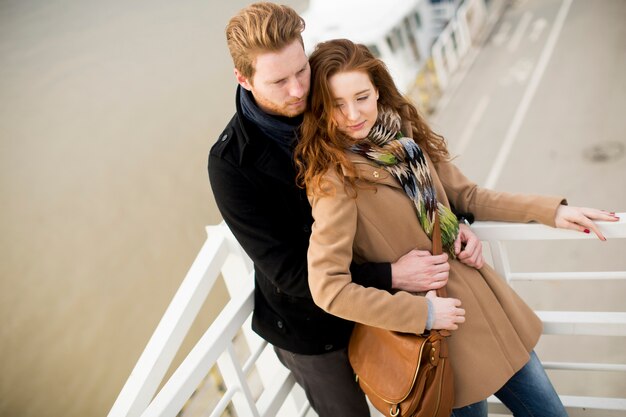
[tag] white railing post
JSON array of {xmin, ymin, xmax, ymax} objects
[
  {"xmin": 487, "ymin": 240, "xmax": 512, "ymax": 283},
  {"xmin": 429, "ymin": 0, "xmax": 495, "ymax": 95},
  {"xmin": 141, "ymin": 284, "xmax": 255, "ymax": 417},
  {"xmin": 442, "ymin": 28, "xmax": 459, "ymax": 75},
  {"xmin": 214, "ymin": 224, "xmax": 305, "ymax": 417},
  {"xmin": 108, "ymin": 231, "xmax": 231, "ymax": 417},
  {"xmin": 431, "ymin": 41, "xmax": 448, "ymax": 89},
  {"xmin": 215, "ymin": 344, "xmax": 260, "ymax": 417},
  {"xmin": 456, "ymin": 3, "xmax": 473, "ymax": 56}
]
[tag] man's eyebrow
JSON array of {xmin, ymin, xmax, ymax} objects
[{"xmin": 269, "ymin": 63, "xmax": 308, "ymax": 84}]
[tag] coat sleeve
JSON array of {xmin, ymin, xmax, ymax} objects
[
  {"xmin": 209, "ymin": 154, "xmax": 312, "ymax": 298},
  {"xmin": 434, "ymin": 159, "xmax": 567, "ymax": 227},
  {"xmin": 307, "ymin": 170, "xmax": 429, "ymax": 334},
  {"xmin": 351, "ymin": 262, "xmax": 392, "ymax": 289}
]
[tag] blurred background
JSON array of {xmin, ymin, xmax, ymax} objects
[
  {"xmin": 0, "ymin": 1, "xmax": 304, "ymax": 416},
  {"xmin": 1, "ymin": 0, "xmax": 624, "ymax": 416}
]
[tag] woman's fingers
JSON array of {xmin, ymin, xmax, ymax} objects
[
  {"xmin": 426, "ymin": 293, "xmax": 466, "ymax": 330},
  {"xmin": 583, "ymin": 208, "xmax": 620, "ymax": 221},
  {"xmin": 555, "ymin": 205, "xmax": 620, "ymax": 241},
  {"xmin": 576, "ymin": 219, "xmax": 605, "ymax": 241}
]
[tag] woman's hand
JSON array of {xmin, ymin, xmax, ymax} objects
[
  {"xmin": 554, "ymin": 205, "xmax": 620, "ymax": 241},
  {"xmin": 425, "ymin": 290, "xmax": 465, "ymax": 331},
  {"xmin": 391, "ymin": 249, "xmax": 450, "ymax": 292},
  {"xmin": 454, "ymin": 223, "xmax": 484, "ymax": 269}
]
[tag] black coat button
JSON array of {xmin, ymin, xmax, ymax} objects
[
  {"xmin": 324, "ymin": 344, "xmax": 333, "ymax": 351},
  {"xmin": 277, "ymin": 320, "xmax": 284, "ymax": 329},
  {"xmin": 220, "ymin": 134, "xmax": 228, "ymax": 142}
]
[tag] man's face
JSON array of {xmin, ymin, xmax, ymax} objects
[{"xmin": 235, "ymin": 40, "xmax": 310, "ymax": 117}]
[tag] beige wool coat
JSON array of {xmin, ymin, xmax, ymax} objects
[{"xmin": 307, "ymin": 151, "xmax": 565, "ymax": 408}]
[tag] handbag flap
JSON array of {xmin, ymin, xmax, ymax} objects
[{"xmin": 349, "ymin": 323, "xmax": 427, "ymax": 402}]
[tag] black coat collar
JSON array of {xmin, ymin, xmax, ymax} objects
[{"xmin": 230, "ymin": 88, "xmax": 298, "ymax": 186}]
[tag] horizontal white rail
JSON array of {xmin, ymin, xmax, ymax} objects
[
  {"xmin": 471, "ymin": 217, "xmax": 626, "ymax": 240},
  {"xmin": 542, "ymin": 361, "xmax": 626, "ymax": 372},
  {"xmin": 488, "ymin": 395, "xmax": 626, "ymax": 413},
  {"xmin": 474, "ymin": 213, "xmax": 626, "ymax": 415},
  {"xmin": 110, "ymin": 214, "xmax": 625, "ymax": 417},
  {"xmin": 510, "ymin": 271, "xmax": 626, "ymax": 281},
  {"xmin": 537, "ymin": 311, "xmax": 626, "ymax": 336}
]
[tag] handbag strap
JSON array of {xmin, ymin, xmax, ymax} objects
[
  {"xmin": 430, "ymin": 212, "xmax": 448, "ymax": 299},
  {"xmin": 430, "ymin": 213, "xmax": 452, "ymax": 338}
]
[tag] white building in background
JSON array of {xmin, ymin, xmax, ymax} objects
[{"xmin": 301, "ymin": 0, "xmax": 462, "ymax": 93}]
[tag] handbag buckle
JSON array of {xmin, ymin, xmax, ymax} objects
[{"xmin": 390, "ymin": 404, "xmax": 400, "ymax": 417}]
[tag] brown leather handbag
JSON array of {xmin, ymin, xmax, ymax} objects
[{"xmin": 348, "ymin": 215, "xmax": 454, "ymax": 417}]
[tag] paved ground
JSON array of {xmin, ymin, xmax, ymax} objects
[{"xmin": 429, "ymin": 0, "xmax": 626, "ymax": 405}]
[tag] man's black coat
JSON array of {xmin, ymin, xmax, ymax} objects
[{"xmin": 208, "ymin": 88, "xmax": 390, "ymax": 354}]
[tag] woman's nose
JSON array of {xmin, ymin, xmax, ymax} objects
[{"xmin": 344, "ymin": 104, "xmax": 359, "ymax": 121}]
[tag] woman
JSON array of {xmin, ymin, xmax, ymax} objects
[{"xmin": 294, "ymin": 39, "xmax": 619, "ymax": 416}]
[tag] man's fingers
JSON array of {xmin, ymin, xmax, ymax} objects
[
  {"xmin": 430, "ymin": 280, "xmax": 446, "ymax": 290},
  {"xmin": 454, "ymin": 234, "xmax": 462, "ymax": 255}
]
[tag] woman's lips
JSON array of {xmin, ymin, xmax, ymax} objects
[{"xmin": 348, "ymin": 121, "xmax": 365, "ymax": 131}]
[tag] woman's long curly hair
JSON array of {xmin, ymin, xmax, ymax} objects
[{"xmin": 294, "ymin": 39, "xmax": 450, "ymax": 194}]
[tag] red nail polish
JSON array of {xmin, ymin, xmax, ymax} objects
[{"xmin": 584, "ymin": 229, "xmax": 590, "ymax": 234}]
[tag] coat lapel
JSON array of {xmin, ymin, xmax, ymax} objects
[
  {"xmin": 252, "ymin": 140, "xmax": 296, "ymax": 186},
  {"xmin": 236, "ymin": 112, "xmax": 296, "ymax": 186},
  {"xmin": 342, "ymin": 152, "xmax": 402, "ymax": 189}
]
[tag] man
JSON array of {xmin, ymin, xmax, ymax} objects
[{"xmin": 208, "ymin": 3, "xmax": 482, "ymax": 416}]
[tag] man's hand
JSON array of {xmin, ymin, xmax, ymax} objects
[
  {"xmin": 454, "ymin": 223, "xmax": 484, "ymax": 269},
  {"xmin": 391, "ymin": 249, "xmax": 450, "ymax": 292}
]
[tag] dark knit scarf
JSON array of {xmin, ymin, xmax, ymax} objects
[
  {"xmin": 239, "ymin": 86, "xmax": 301, "ymax": 155},
  {"xmin": 350, "ymin": 106, "xmax": 459, "ymax": 255}
]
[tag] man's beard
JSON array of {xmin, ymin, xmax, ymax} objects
[{"xmin": 255, "ymin": 94, "xmax": 307, "ymax": 118}]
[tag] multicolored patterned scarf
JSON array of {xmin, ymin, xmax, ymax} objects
[{"xmin": 350, "ymin": 106, "xmax": 459, "ymax": 255}]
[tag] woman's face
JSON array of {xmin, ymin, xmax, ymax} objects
[{"xmin": 328, "ymin": 70, "xmax": 379, "ymax": 140}]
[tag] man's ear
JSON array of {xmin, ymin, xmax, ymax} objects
[{"xmin": 234, "ymin": 68, "xmax": 252, "ymax": 91}]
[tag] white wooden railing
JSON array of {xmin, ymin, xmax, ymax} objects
[
  {"xmin": 431, "ymin": 0, "xmax": 488, "ymax": 90},
  {"xmin": 109, "ymin": 214, "xmax": 626, "ymax": 417}
]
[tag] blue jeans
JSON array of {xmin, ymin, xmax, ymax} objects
[{"xmin": 451, "ymin": 351, "xmax": 567, "ymax": 417}]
